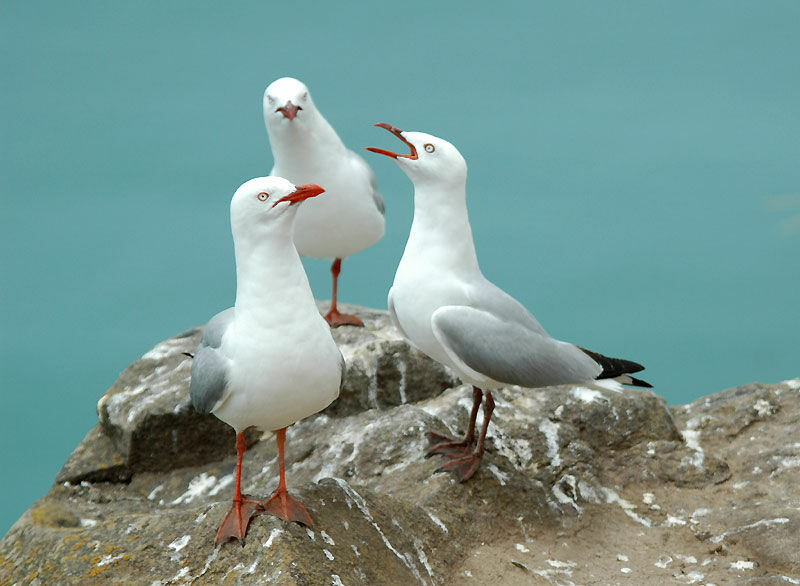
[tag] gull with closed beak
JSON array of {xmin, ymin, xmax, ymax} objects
[
  {"xmin": 264, "ymin": 77, "xmax": 385, "ymax": 327},
  {"xmin": 188, "ymin": 177, "xmax": 345, "ymax": 544}
]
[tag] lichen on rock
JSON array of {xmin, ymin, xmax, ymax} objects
[{"xmin": 1, "ymin": 305, "xmax": 798, "ymax": 584}]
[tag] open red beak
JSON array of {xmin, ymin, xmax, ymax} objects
[
  {"xmin": 277, "ymin": 101, "xmax": 300, "ymax": 120},
  {"xmin": 273, "ymin": 184, "xmax": 325, "ymax": 207},
  {"xmin": 366, "ymin": 123, "xmax": 418, "ymax": 160}
]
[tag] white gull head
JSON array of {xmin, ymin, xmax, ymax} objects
[
  {"xmin": 263, "ymin": 77, "xmax": 318, "ymax": 131},
  {"xmin": 367, "ymin": 123, "xmax": 467, "ymax": 190},
  {"xmin": 230, "ymin": 176, "xmax": 324, "ymax": 239}
]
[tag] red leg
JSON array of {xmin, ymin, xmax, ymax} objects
[
  {"xmin": 436, "ymin": 391, "xmax": 495, "ymax": 482},
  {"xmin": 323, "ymin": 258, "xmax": 364, "ymax": 328},
  {"xmin": 262, "ymin": 428, "xmax": 314, "ymax": 527},
  {"xmin": 427, "ymin": 386, "xmax": 483, "ymax": 457},
  {"xmin": 215, "ymin": 432, "xmax": 263, "ymax": 546}
]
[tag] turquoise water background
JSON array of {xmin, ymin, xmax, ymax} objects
[{"xmin": 2, "ymin": 2, "xmax": 798, "ymax": 535}]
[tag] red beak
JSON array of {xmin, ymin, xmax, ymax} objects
[
  {"xmin": 273, "ymin": 184, "xmax": 325, "ymax": 207},
  {"xmin": 277, "ymin": 101, "xmax": 300, "ymax": 120},
  {"xmin": 366, "ymin": 123, "xmax": 418, "ymax": 160}
]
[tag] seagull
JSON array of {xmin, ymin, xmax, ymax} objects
[
  {"xmin": 188, "ymin": 177, "xmax": 345, "ymax": 545},
  {"xmin": 264, "ymin": 77, "xmax": 385, "ymax": 328},
  {"xmin": 367, "ymin": 124, "xmax": 651, "ymax": 482}
]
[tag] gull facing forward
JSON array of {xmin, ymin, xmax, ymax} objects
[
  {"xmin": 368, "ymin": 124, "xmax": 651, "ymax": 482},
  {"xmin": 264, "ymin": 77, "xmax": 385, "ymax": 327},
  {"xmin": 189, "ymin": 177, "xmax": 345, "ymax": 544}
]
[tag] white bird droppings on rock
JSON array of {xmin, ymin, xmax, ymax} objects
[
  {"xmin": 682, "ymin": 428, "xmax": 702, "ymax": 452},
  {"xmin": 552, "ymin": 474, "xmax": 581, "ymax": 512},
  {"xmin": 710, "ymin": 517, "xmax": 790, "ymax": 544},
  {"xmin": 620, "ymin": 567, "xmax": 632, "ymax": 574},
  {"xmin": 516, "ymin": 543, "xmax": 530, "ymax": 553},
  {"xmin": 171, "ymin": 473, "xmax": 218, "ymax": 505},
  {"xmin": 207, "ymin": 472, "xmax": 234, "ymax": 496},
  {"xmin": 169, "ymin": 567, "xmax": 190, "ymax": 582},
  {"xmin": 426, "ymin": 511, "xmax": 448, "ymax": 533},
  {"xmin": 486, "ymin": 463, "xmax": 508, "ymax": 486},
  {"xmin": 538, "ymin": 419, "xmax": 562, "ymax": 468},
  {"xmin": 322, "ymin": 549, "xmax": 334, "ymax": 561},
  {"xmin": 546, "ymin": 559, "xmax": 576, "ymax": 569},
  {"xmin": 321, "ymin": 530, "xmax": 335, "ymax": 546},
  {"xmin": 601, "ymin": 487, "xmax": 652, "ymax": 527},
  {"xmin": 263, "ymin": 528, "xmax": 283, "ymax": 549},
  {"xmin": 655, "ymin": 555, "xmax": 673, "ymax": 568},
  {"xmin": 414, "ymin": 536, "xmax": 434, "ymax": 578},
  {"xmin": 754, "ymin": 398, "xmax": 776, "ymax": 417},
  {"xmin": 616, "ymin": 553, "xmax": 629, "ymax": 562},
  {"xmin": 665, "ymin": 514, "xmax": 687, "ymax": 527},
  {"xmin": 730, "ymin": 560, "xmax": 755, "ymax": 570},
  {"xmin": 168, "ymin": 535, "xmax": 190, "ymax": 554},
  {"xmin": 97, "ymin": 553, "xmax": 124, "ymax": 567},
  {"xmin": 676, "ymin": 570, "xmax": 704, "ymax": 584}
]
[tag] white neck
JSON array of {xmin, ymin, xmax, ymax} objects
[
  {"xmin": 267, "ymin": 111, "xmax": 346, "ymax": 172},
  {"xmin": 232, "ymin": 221, "xmax": 317, "ymax": 323},
  {"xmin": 400, "ymin": 182, "xmax": 481, "ymax": 276}
]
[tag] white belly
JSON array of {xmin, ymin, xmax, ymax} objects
[
  {"xmin": 214, "ymin": 318, "xmax": 342, "ymax": 432},
  {"xmin": 390, "ymin": 271, "xmax": 467, "ymax": 372}
]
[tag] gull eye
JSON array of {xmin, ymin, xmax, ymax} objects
[
  {"xmin": 302, "ymin": 92, "xmax": 308, "ymax": 100},
  {"xmin": 267, "ymin": 96, "xmax": 275, "ymax": 105},
  {"xmin": 424, "ymin": 143, "xmax": 435, "ymax": 153},
  {"xmin": 257, "ymin": 192, "xmax": 269, "ymax": 202}
]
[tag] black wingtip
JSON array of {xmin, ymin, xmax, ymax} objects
[
  {"xmin": 579, "ymin": 346, "xmax": 652, "ymax": 387},
  {"xmin": 182, "ymin": 352, "xmax": 194, "ymax": 359},
  {"xmin": 627, "ymin": 376, "xmax": 653, "ymax": 388}
]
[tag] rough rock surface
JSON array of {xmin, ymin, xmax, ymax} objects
[{"xmin": 1, "ymin": 304, "xmax": 798, "ymax": 584}]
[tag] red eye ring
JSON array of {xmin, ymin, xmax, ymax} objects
[{"xmin": 257, "ymin": 192, "xmax": 269, "ymax": 202}]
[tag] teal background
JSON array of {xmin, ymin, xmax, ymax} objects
[{"xmin": 2, "ymin": 1, "xmax": 798, "ymax": 535}]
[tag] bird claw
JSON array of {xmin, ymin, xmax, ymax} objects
[
  {"xmin": 425, "ymin": 431, "xmax": 475, "ymax": 458},
  {"xmin": 435, "ymin": 454, "xmax": 483, "ymax": 482},
  {"xmin": 425, "ymin": 430, "xmax": 474, "ymax": 458},
  {"xmin": 323, "ymin": 308, "xmax": 364, "ymax": 328},
  {"xmin": 262, "ymin": 489, "xmax": 314, "ymax": 527},
  {"xmin": 215, "ymin": 495, "xmax": 264, "ymax": 546}
]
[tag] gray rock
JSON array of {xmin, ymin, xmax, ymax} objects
[
  {"xmin": 55, "ymin": 424, "xmax": 131, "ymax": 485},
  {"xmin": 2, "ymin": 306, "xmax": 798, "ymax": 584},
  {"xmin": 93, "ymin": 303, "xmax": 458, "ymax": 476}
]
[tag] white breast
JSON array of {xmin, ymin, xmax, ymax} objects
[{"xmin": 213, "ymin": 315, "xmax": 341, "ymax": 432}]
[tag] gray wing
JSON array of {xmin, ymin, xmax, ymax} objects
[
  {"xmin": 189, "ymin": 308, "xmax": 234, "ymax": 413},
  {"xmin": 467, "ymin": 278, "xmax": 549, "ymax": 338},
  {"xmin": 431, "ymin": 306, "xmax": 602, "ymax": 388},
  {"xmin": 200, "ymin": 307, "xmax": 234, "ymax": 348},
  {"xmin": 369, "ymin": 174, "xmax": 385, "ymax": 215}
]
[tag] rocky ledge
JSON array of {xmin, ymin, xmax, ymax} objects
[{"xmin": 1, "ymin": 304, "xmax": 798, "ymax": 584}]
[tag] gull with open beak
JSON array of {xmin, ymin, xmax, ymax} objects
[
  {"xmin": 368, "ymin": 124, "xmax": 651, "ymax": 482},
  {"xmin": 188, "ymin": 177, "xmax": 345, "ymax": 544},
  {"xmin": 264, "ymin": 77, "xmax": 386, "ymax": 327}
]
